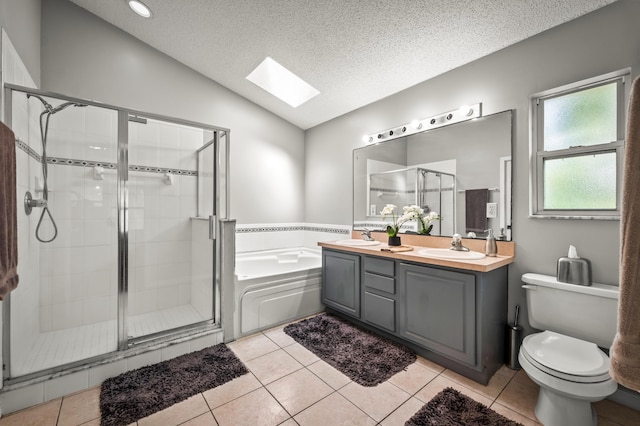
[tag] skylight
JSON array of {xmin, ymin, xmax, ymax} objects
[{"xmin": 246, "ymin": 57, "xmax": 320, "ymax": 108}]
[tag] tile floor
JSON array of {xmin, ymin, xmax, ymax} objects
[{"xmin": 2, "ymin": 321, "xmax": 640, "ymax": 426}]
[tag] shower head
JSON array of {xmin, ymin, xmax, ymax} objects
[
  {"xmin": 50, "ymin": 101, "xmax": 87, "ymax": 114},
  {"xmin": 27, "ymin": 94, "xmax": 54, "ymax": 113},
  {"xmin": 27, "ymin": 94, "xmax": 86, "ymax": 114}
]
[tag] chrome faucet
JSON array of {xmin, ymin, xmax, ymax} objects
[
  {"xmin": 361, "ymin": 229, "xmax": 375, "ymax": 241},
  {"xmin": 450, "ymin": 233, "xmax": 470, "ymax": 251}
]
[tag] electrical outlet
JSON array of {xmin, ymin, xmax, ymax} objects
[
  {"xmin": 370, "ymin": 204, "xmax": 377, "ymax": 215},
  {"xmin": 486, "ymin": 202, "xmax": 497, "ymax": 218}
]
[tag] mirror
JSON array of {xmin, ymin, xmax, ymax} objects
[{"xmin": 353, "ymin": 110, "xmax": 513, "ymax": 240}]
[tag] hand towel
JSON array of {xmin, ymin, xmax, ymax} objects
[
  {"xmin": 610, "ymin": 75, "xmax": 640, "ymax": 391},
  {"xmin": 0, "ymin": 120, "xmax": 19, "ymax": 299},
  {"xmin": 465, "ymin": 188, "xmax": 489, "ymax": 234}
]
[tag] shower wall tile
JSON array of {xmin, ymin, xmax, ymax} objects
[
  {"xmin": 43, "ymin": 370, "xmax": 89, "ymax": 401},
  {"xmin": 0, "ymin": 382, "xmax": 45, "ymax": 415},
  {"xmin": 88, "ymin": 358, "xmax": 127, "ymax": 387}
]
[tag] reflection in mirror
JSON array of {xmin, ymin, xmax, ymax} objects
[{"xmin": 353, "ymin": 110, "xmax": 513, "ymax": 241}]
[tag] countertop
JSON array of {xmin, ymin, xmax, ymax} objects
[{"xmin": 318, "ymin": 234, "xmax": 515, "ymax": 273}]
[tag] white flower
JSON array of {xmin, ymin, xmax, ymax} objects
[
  {"xmin": 381, "ymin": 204, "xmax": 397, "ymax": 216},
  {"xmin": 425, "ymin": 211, "xmax": 440, "ymax": 221}
]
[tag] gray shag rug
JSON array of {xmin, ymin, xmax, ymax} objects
[
  {"xmin": 283, "ymin": 313, "xmax": 416, "ymax": 386},
  {"xmin": 100, "ymin": 343, "xmax": 248, "ymax": 426},
  {"xmin": 406, "ymin": 387, "xmax": 524, "ymax": 426}
]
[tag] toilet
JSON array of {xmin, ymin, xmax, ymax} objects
[{"xmin": 518, "ymin": 273, "xmax": 619, "ymax": 426}]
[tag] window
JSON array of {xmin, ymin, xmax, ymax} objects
[{"xmin": 530, "ymin": 69, "xmax": 629, "ymax": 218}]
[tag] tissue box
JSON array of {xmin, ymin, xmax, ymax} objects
[{"xmin": 557, "ymin": 257, "xmax": 592, "ymax": 286}]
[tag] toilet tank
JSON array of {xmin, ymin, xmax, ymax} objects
[{"xmin": 522, "ymin": 273, "xmax": 619, "ymax": 348}]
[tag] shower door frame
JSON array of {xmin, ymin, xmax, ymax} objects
[{"xmin": 2, "ymin": 84, "xmax": 229, "ymax": 383}]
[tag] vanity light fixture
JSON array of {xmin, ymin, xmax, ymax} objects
[
  {"xmin": 246, "ymin": 57, "xmax": 320, "ymax": 108},
  {"xmin": 127, "ymin": 0, "xmax": 153, "ymax": 18},
  {"xmin": 363, "ymin": 103, "xmax": 482, "ymax": 144}
]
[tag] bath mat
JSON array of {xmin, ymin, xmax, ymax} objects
[
  {"xmin": 406, "ymin": 387, "xmax": 523, "ymax": 425},
  {"xmin": 100, "ymin": 343, "xmax": 248, "ymax": 426},
  {"xmin": 283, "ymin": 313, "xmax": 415, "ymax": 386}
]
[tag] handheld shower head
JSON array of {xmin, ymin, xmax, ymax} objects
[
  {"xmin": 50, "ymin": 101, "xmax": 87, "ymax": 114},
  {"xmin": 27, "ymin": 94, "xmax": 54, "ymax": 113}
]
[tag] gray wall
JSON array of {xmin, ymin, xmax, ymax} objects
[
  {"xmin": 0, "ymin": 0, "xmax": 41, "ymax": 85},
  {"xmin": 305, "ymin": 0, "xmax": 640, "ymax": 333},
  {"xmin": 40, "ymin": 0, "xmax": 306, "ymax": 224}
]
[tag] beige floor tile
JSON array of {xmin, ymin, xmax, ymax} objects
[
  {"xmin": 414, "ymin": 375, "xmax": 493, "ymax": 408},
  {"xmin": 182, "ymin": 411, "xmax": 219, "ymax": 426},
  {"xmin": 388, "ymin": 361, "xmax": 439, "ymax": 395},
  {"xmin": 278, "ymin": 419, "xmax": 299, "ymax": 426},
  {"xmin": 415, "ymin": 355, "xmax": 446, "ymax": 373},
  {"xmin": 138, "ymin": 393, "xmax": 210, "ymax": 426},
  {"xmin": 294, "ymin": 392, "xmax": 376, "ymax": 426},
  {"xmin": 379, "ymin": 397, "xmax": 425, "ymax": 426},
  {"xmin": 495, "ymin": 375, "xmax": 540, "ymax": 422},
  {"xmin": 512, "ymin": 368, "xmax": 537, "ymax": 387},
  {"xmin": 245, "ymin": 349, "xmax": 303, "ymax": 385},
  {"xmin": 597, "ymin": 416, "xmax": 626, "ymax": 426},
  {"xmin": 307, "ymin": 360, "xmax": 351, "ymax": 390},
  {"xmin": 212, "ymin": 387, "xmax": 289, "ymax": 426},
  {"xmin": 58, "ymin": 386, "xmax": 101, "ymax": 426},
  {"xmin": 0, "ymin": 398, "xmax": 61, "ymax": 426},
  {"xmin": 227, "ymin": 333, "xmax": 280, "ymax": 362},
  {"xmin": 441, "ymin": 366, "xmax": 512, "ymax": 400},
  {"xmin": 263, "ymin": 326, "xmax": 297, "ymax": 348},
  {"xmin": 497, "ymin": 364, "xmax": 520, "ymax": 380},
  {"xmin": 595, "ymin": 398, "xmax": 640, "ymax": 425},
  {"xmin": 339, "ymin": 380, "xmax": 411, "ymax": 422},
  {"xmin": 202, "ymin": 372, "xmax": 262, "ymax": 409},
  {"xmin": 266, "ymin": 368, "xmax": 334, "ymax": 415},
  {"xmin": 283, "ymin": 342, "xmax": 320, "ymax": 366},
  {"xmin": 490, "ymin": 402, "xmax": 542, "ymax": 426}
]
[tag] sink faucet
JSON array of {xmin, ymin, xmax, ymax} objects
[
  {"xmin": 361, "ymin": 229, "xmax": 375, "ymax": 241},
  {"xmin": 450, "ymin": 233, "xmax": 470, "ymax": 251}
]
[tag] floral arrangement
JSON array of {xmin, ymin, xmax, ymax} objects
[{"xmin": 381, "ymin": 204, "xmax": 440, "ymax": 237}]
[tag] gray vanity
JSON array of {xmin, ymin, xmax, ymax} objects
[{"xmin": 319, "ymin": 238, "xmax": 514, "ymax": 385}]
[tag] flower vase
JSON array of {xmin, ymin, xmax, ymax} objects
[{"xmin": 388, "ymin": 236, "xmax": 401, "ymax": 247}]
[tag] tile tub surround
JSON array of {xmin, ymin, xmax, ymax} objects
[
  {"xmin": 235, "ymin": 223, "xmax": 351, "ymax": 253},
  {"xmin": 3, "ymin": 320, "xmax": 639, "ymax": 425}
]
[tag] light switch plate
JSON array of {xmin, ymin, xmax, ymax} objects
[{"xmin": 486, "ymin": 202, "xmax": 497, "ymax": 218}]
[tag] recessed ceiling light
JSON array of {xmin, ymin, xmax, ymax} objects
[
  {"xmin": 127, "ymin": 0, "xmax": 153, "ymax": 18},
  {"xmin": 246, "ymin": 57, "xmax": 320, "ymax": 108}
]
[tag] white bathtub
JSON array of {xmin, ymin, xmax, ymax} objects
[{"xmin": 233, "ymin": 248, "xmax": 323, "ymax": 338}]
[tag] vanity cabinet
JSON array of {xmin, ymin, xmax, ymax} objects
[
  {"xmin": 397, "ymin": 263, "xmax": 476, "ymax": 365},
  {"xmin": 322, "ymin": 250, "xmax": 361, "ymax": 318},
  {"xmin": 321, "ymin": 247, "xmax": 509, "ymax": 385},
  {"xmin": 362, "ymin": 256, "xmax": 396, "ymax": 332}
]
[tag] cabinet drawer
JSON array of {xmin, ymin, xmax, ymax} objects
[
  {"xmin": 364, "ymin": 256, "xmax": 395, "ymax": 276},
  {"xmin": 363, "ymin": 291, "xmax": 395, "ymax": 332},
  {"xmin": 364, "ymin": 272, "xmax": 395, "ymax": 294}
]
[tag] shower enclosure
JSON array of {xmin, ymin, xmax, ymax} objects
[
  {"xmin": 3, "ymin": 84, "xmax": 229, "ymax": 381},
  {"xmin": 368, "ymin": 167, "xmax": 455, "ymax": 234}
]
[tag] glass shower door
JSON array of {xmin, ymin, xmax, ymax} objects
[
  {"xmin": 126, "ymin": 116, "xmax": 215, "ymax": 340},
  {"xmin": 8, "ymin": 90, "xmax": 119, "ymax": 377}
]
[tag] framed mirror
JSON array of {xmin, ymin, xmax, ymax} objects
[{"xmin": 353, "ymin": 110, "xmax": 513, "ymax": 240}]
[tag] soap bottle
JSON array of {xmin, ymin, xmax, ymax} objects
[{"xmin": 485, "ymin": 229, "xmax": 497, "ymax": 257}]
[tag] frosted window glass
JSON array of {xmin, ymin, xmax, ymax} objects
[
  {"xmin": 543, "ymin": 152, "xmax": 616, "ymax": 209},
  {"xmin": 543, "ymin": 83, "xmax": 617, "ymax": 151}
]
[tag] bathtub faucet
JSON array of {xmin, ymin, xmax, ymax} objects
[{"xmin": 361, "ymin": 229, "xmax": 376, "ymax": 241}]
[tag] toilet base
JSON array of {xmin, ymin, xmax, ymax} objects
[{"xmin": 535, "ymin": 385, "xmax": 597, "ymax": 426}]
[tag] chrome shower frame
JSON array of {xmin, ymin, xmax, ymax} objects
[{"xmin": 2, "ymin": 83, "xmax": 230, "ymax": 386}]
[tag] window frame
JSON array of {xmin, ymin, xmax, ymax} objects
[{"xmin": 530, "ymin": 69, "xmax": 630, "ymax": 219}]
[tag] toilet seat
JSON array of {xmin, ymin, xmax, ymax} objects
[{"xmin": 521, "ymin": 331, "xmax": 611, "ymax": 383}]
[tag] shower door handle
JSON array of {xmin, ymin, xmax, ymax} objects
[{"xmin": 209, "ymin": 215, "xmax": 217, "ymax": 240}]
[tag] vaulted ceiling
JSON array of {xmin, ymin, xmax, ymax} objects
[{"xmin": 70, "ymin": 0, "xmax": 616, "ymax": 129}]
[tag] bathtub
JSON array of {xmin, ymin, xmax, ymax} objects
[{"xmin": 233, "ymin": 248, "xmax": 324, "ymax": 338}]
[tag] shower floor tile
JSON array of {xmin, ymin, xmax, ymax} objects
[{"xmin": 11, "ymin": 304, "xmax": 206, "ymax": 377}]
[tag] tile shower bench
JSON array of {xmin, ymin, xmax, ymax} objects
[{"xmin": 318, "ymin": 236, "xmax": 515, "ymax": 385}]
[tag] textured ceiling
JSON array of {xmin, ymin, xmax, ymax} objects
[{"xmin": 69, "ymin": 0, "xmax": 616, "ymax": 129}]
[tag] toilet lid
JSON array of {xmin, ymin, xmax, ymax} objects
[{"xmin": 522, "ymin": 331, "xmax": 610, "ymax": 382}]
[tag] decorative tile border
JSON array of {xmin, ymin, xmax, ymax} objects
[
  {"xmin": 236, "ymin": 224, "xmax": 350, "ymax": 235},
  {"xmin": 15, "ymin": 139, "xmax": 197, "ymax": 176}
]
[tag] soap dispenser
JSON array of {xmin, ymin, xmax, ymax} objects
[{"xmin": 485, "ymin": 229, "xmax": 497, "ymax": 257}]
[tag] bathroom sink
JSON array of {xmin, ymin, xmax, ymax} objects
[
  {"xmin": 335, "ymin": 239, "xmax": 381, "ymax": 247},
  {"xmin": 418, "ymin": 248, "xmax": 486, "ymax": 260}
]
